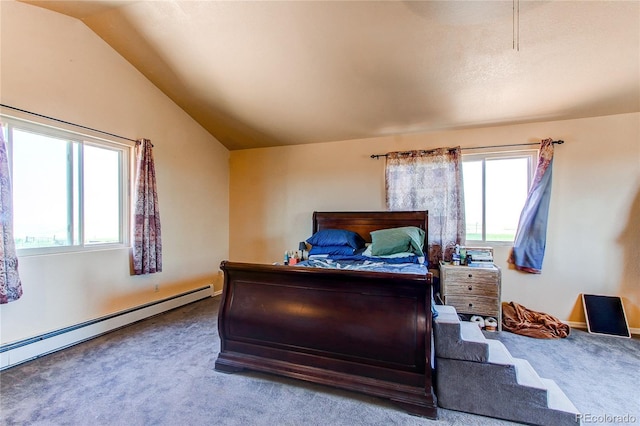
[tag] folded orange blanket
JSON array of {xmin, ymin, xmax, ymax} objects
[{"xmin": 502, "ymin": 301, "xmax": 570, "ymax": 339}]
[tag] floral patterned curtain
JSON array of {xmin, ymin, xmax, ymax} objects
[
  {"xmin": 132, "ymin": 139, "xmax": 162, "ymax": 275},
  {"xmin": 508, "ymin": 138, "xmax": 554, "ymax": 273},
  {"xmin": 386, "ymin": 147, "xmax": 465, "ymax": 267},
  {"xmin": 0, "ymin": 126, "xmax": 23, "ymax": 303}
]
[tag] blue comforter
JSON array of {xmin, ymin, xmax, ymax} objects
[{"xmin": 296, "ymin": 258, "xmax": 428, "ymax": 275}]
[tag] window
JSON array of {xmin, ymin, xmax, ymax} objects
[
  {"xmin": 2, "ymin": 117, "xmax": 130, "ymax": 254},
  {"xmin": 462, "ymin": 150, "xmax": 537, "ymax": 244}
]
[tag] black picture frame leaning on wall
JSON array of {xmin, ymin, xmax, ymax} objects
[{"xmin": 582, "ymin": 294, "xmax": 631, "ymax": 338}]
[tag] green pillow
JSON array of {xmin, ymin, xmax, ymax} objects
[{"xmin": 370, "ymin": 226, "xmax": 425, "ymax": 257}]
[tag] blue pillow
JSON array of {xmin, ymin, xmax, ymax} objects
[
  {"xmin": 309, "ymin": 245, "xmax": 357, "ymax": 256},
  {"xmin": 306, "ymin": 229, "xmax": 365, "ymax": 249}
]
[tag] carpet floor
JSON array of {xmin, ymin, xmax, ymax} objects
[{"xmin": 1, "ymin": 296, "xmax": 638, "ymax": 426}]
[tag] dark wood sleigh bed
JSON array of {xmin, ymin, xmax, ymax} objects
[{"xmin": 215, "ymin": 211, "xmax": 437, "ymax": 418}]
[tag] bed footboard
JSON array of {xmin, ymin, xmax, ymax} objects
[{"xmin": 215, "ymin": 261, "xmax": 437, "ymax": 419}]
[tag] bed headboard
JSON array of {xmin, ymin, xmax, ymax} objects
[{"xmin": 312, "ymin": 211, "xmax": 428, "ymax": 243}]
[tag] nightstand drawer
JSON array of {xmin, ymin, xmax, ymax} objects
[
  {"xmin": 442, "ymin": 268, "xmax": 498, "ymax": 286},
  {"xmin": 445, "ymin": 295, "xmax": 499, "ymax": 316},
  {"xmin": 444, "ymin": 281, "xmax": 499, "ymax": 298}
]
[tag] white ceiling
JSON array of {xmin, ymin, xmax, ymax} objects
[{"xmin": 22, "ymin": 0, "xmax": 640, "ymax": 150}]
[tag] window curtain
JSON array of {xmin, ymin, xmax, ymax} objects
[
  {"xmin": 132, "ymin": 139, "xmax": 162, "ymax": 275},
  {"xmin": 0, "ymin": 126, "xmax": 23, "ymax": 303},
  {"xmin": 385, "ymin": 147, "xmax": 465, "ymax": 267},
  {"xmin": 508, "ymin": 138, "xmax": 554, "ymax": 274}
]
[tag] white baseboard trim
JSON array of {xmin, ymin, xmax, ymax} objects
[
  {"xmin": 213, "ymin": 289, "xmax": 223, "ymax": 297},
  {"xmin": 0, "ymin": 285, "xmax": 213, "ymax": 370},
  {"xmin": 565, "ymin": 321, "xmax": 588, "ymax": 330},
  {"xmin": 565, "ymin": 321, "xmax": 639, "ymax": 336}
]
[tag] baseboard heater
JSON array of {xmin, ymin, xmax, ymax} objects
[{"xmin": 0, "ymin": 285, "xmax": 213, "ymax": 370}]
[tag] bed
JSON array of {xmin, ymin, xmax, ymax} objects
[{"xmin": 215, "ymin": 211, "xmax": 437, "ymax": 418}]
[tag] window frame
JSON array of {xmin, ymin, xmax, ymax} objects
[
  {"xmin": 1, "ymin": 115, "xmax": 132, "ymax": 256},
  {"xmin": 462, "ymin": 149, "xmax": 538, "ymax": 246}
]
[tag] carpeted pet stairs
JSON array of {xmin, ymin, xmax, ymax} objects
[{"xmin": 434, "ymin": 305, "xmax": 581, "ymax": 426}]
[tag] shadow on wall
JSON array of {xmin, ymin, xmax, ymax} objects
[
  {"xmin": 568, "ymin": 183, "xmax": 640, "ymax": 329},
  {"xmin": 617, "ymin": 183, "xmax": 640, "ymax": 327}
]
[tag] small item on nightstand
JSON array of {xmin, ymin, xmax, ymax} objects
[{"xmin": 284, "ymin": 251, "xmax": 290, "ymax": 266}]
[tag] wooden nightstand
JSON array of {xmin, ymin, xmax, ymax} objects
[{"xmin": 439, "ymin": 261, "xmax": 502, "ymax": 331}]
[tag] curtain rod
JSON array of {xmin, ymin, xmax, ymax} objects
[
  {"xmin": 0, "ymin": 103, "xmax": 138, "ymax": 143},
  {"xmin": 370, "ymin": 140, "xmax": 564, "ymax": 159}
]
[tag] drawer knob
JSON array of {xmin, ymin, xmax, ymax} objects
[
  {"xmin": 468, "ymin": 274, "xmax": 473, "ymax": 278},
  {"xmin": 468, "ymin": 285, "xmax": 473, "ymax": 291},
  {"xmin": 468, "ymin": 303, "xmax": 473, "ymax": 308}
]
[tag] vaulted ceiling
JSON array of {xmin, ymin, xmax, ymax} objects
[{"xmin": 21, "ymin": 1, "xmax": 640, "ymax": 150}]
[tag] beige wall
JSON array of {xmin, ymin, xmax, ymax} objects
[
  {"xmin": 1, "ymin": 1, "xmax": 638, "ymax": 345},
  {"xmin": 230, "ymin": 113, "xmax": 640, "ymax": 329},
  {"xmin": 0, "ymin": 1, "xmax": 229, "ymax": 344}
]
